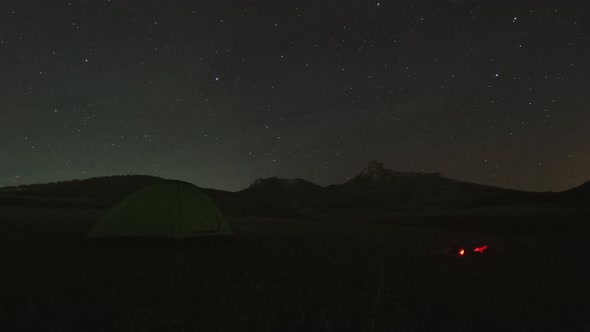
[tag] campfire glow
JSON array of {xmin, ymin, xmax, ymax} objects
[
  {"xmin": 458, "ymin": 249, "xmax": 465, "ymax": 256},
  {"xmin": 473, "ymin": 245, "xmax": 488, "ymax": 253}
]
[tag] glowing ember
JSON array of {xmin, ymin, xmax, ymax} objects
[
  {"xmin": 473, "ymin": 245, "xmax": 488, "ymax": 253},
  {"xmin": 458, "ymin": 249, "xmax": 465, "ymax": 256}
]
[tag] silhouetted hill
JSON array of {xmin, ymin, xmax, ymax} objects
[
  {"xmin": 0, "ymin": 175, "xmax": 166, "ymax": 208},
  {"xmin": 557, "ymin": 181, "xmax": 590, "ymax": 204},
  {"xmin": 327, "ymin": 161, "xmax": 548, "ymax": 208},
  {"xmin": 241, "ymin": 177, "xmax": 324, "ymax": 195},
  {"xmin": 236, "ymin": 177, "xmax": 360, "ymax": 216},
  {"xmin": 0, "ymin": 175, "xmax": 245, "ymax": 212},
  {"xmin": 0, "ymin": 163, "xmax": 586, "ymax": 215}
]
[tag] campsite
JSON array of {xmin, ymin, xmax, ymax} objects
[
  {"xmin": 1, "ymin": 176, "xmax": 589, "ymax": 331},
  {"xmin": 2, "ymin": 1, "xmax": 589, "ymax": 330}
]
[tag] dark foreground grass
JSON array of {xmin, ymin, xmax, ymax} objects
[{"xmin": 1, "ymin": 207, "xmax": 589, "ymax": 331}]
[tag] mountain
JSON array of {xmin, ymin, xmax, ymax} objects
[
  {"xmin": 0, "ymin": 175, "xmax": 236, "ymax": 210},
  {"xmin": 241, "ymin": 177, "xmax": 324, "ymax": 195},
  {"xmin": 327, "ymin": 161, "xmax": 546, "ymax": 208},
  {"xmin": 236, "ymin": 177, "xmax": 359, "ymax": 216},
  {"xmin": 0, "ymin": 163, "xmax": 586, "ymax": 215},
  {"xmin": 0, "ymin": 175, "xmax": 165, "ymax": 208},
  {"xmin": 557, "ymin": 181, "xmax": 590, "ymax": 204}
]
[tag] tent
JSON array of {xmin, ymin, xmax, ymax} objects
[{"xmin": 86, "ymin": 180, "xmax": 232, "ymax": 239}]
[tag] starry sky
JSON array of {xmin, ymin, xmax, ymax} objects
[{"xmin": 1, "ymin": 0, "xmax": 588, "ymax": 192}]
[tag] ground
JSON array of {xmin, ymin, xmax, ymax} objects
[{"xmin": 1, "ymin": 207, "xmax": 590, "ymax": 331}]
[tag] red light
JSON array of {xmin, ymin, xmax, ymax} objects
[
  {"xmin": 474, "ymin": 245, "xmax": 488, "ymax": 253},
  {"xmin": 458, "ymin": 249, "xmax": 465, "ymax": 256}
]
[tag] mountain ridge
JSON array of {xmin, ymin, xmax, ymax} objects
[{"xmin": 1, "ymin": 162, "xmax": 587, "ymax": 214}]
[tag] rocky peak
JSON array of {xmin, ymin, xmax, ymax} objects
[
  {"xmin": 248, "ymin": 177, "xmax": 322, "ymax": 191},
  {"xmin": 250, "ymin": 177, "xmax": 280, "ymax": 188},
  {"xmin": 565, "ymin": 180, "xmax": 590, "ymax": 195},
  {"xmin": 352, "ymin": 161, "xmax": 443, "ymax": 186},
  {"xmin": 358, "ymin": 161, "xmax": 386, "ymax": 183}
]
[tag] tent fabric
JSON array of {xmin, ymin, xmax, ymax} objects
[{"xmin": 86, "ymin": 181, "xmax": 232, "ymax": 239}]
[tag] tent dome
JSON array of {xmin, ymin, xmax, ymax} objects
[{"xmin": 86, "ymin": 180, "xmax": 232, "ymax": 239}]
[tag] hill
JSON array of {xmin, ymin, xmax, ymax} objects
[
  {"xmin": 0, "ymin": 175, "xmax": 246, "ymax": 212},
  {"xmin": 556, "ymin": 181, "xmax": 590, "ymax": 204},
  {"xmin": 236, "ymin": 177, "xmax": 360, "ymax": 216},
  {"xmin": 240, "ymin": 177, "xmax": 325, "ymax": 195},
  {"xmin": 0, "ymin": 162, "xmax": 586, "ymax": 215},
  {"xmin": 327, "ymin": 161, "xmax": 549, "ymax": 208},
  {"xmin": 0, "ymin": 175, "xmax": 166, "ymax": 208}
]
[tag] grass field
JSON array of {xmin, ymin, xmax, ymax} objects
[{"xmin": 2, "ymin": 207, "xmax": 590, "ymax": 331}]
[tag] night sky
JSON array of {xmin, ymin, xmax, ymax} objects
[{"xmin": 1, "ymin": 0, "xmax": 588, "ymax": 192}]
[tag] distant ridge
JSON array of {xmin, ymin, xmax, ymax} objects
[
  {"xmin": 354, "ymin": 160, "xmax": 443, "ymax": 184},
  {"xmin": 564, "ymin": 180, "xmax": 590, "ymax": 194},
  {"xmin": 242, "ymin": 177, "xmax": 323, "ymax": 193},
  {"xmin": 237, "ymin": 176, "xmax": 360, "ymax": 216},
  {"xmin": 0, "ymin": 162, "xmax": 588, "ymax": 214},
  {"xmin": 0, "ymin": 175, "xmax": 165, "ymax": 208},
  {"xmin": 327, "ymin": 161, "xmax": 541, "ymax": 208},
  {"xmin": 560, "ymin": 180, "xmax": 590, "ymax": 202}
]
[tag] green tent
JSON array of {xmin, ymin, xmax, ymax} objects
[{"xmin": 87, "ymin": 180, "xmax": 232, "ymax": 239}]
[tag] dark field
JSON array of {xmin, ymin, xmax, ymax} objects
[{"xmin": 2, "ymin": 207, "xmax": 590, "ymax": 331}]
